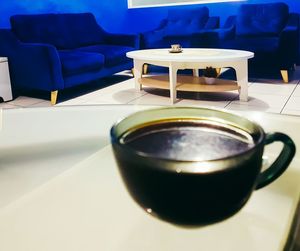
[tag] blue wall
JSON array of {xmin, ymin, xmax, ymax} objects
[{"xmin": 0, "ymin": 0, "xmax": 299, "ymax": 32}]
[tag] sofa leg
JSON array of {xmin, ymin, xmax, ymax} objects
[
  {"xmin": 51, "ymin": 90, "xmax": 58, "ymax": 105},
  {"xmin": 280, "ymin": 70, "xmax": 289, "ymax": 83},
  {"xmin": 143, "ymin": 64, "xmax": 149, "ymax": 74}
]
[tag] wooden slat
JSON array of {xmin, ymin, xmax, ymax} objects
[{"xmin": 138, "ymin": 75, "xmax": 239, "ymax": 92}]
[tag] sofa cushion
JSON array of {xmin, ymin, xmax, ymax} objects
[
  {"xmin": 77, "ymin": 45, "xmax": 133, "ymax": 67},
  {"xmin": 58, "ymin": 50, "xmax": 104, "ymax": 76},
  {"xmin": 236, "ymin": 3, "xmax": 289, "ymax": 37},
  {"xmin": 164, "ymin": 7, "xmax": 209, "ymax": 36},
  {"xmin": 10, "ymin": 13, "xmax": 106, "ymax": 49}
]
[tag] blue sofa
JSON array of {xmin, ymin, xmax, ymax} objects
[
  {"xmin": 141, "ymin": 7, "xmax": 219, "ymax": 49},
  {"xmin": 212, "ymin": 2, "xmax": 299, "ymax": 82},
  {"xmin": 0, "ymin": 13, "xmax": 139, "ymax": 104}
]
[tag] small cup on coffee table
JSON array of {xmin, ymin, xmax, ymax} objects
[
  {"xmin": 170, "ymin": 44, "xmax": 182, "ymax": 52},
  {"xmin": 110, "ymin": 107, "xmax": 296, "ymax": 227}
]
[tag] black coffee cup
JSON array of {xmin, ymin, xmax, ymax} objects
[{"xmin": 110, "ymin": 107, "xmax": 296, "ymax": 226}]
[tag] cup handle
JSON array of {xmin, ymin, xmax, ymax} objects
[{"xmin": 255, "ymin": 132, "xmax": 296, "ymax": 190}]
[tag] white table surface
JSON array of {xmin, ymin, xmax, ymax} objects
[
  {"xmin": 126, "ymin": 49, "xmax": 254, "ymax": 62},
  {"xmin": 0, "ymin": 105, "xmax": 300, "ymax": 251}
]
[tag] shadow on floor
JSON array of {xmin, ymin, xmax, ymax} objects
[
  {"xmin": 144, "ymin": 86, "xmax": 238, "ymax": 102},
  {"xmin": 220, "ymin": 67, "xmax": 292, "ymax": 83}
]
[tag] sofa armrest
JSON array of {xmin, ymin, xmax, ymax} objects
[
  {"xmin": 204, "ymin": 16, "xmax": 220, "ymax": 29},
  {"xmin": 223, "ymin": 15, "xmax": 236, "ymax": 29},
  {"xmin": 104, "ymin": 33, "xmax": 140, "ymax": 49},
  {"xmin": 0, "ymin": 29, "xmax": 64, "ymax": 92},
  {"xmin": 279, "ymin": 13, "xmax": 299, "ymax": 67},
  {"xmin": 214, "ymin": 15, "xmax": 237, "ymax": 41},
  {"xmin": 214, "ymin": 26, "xmax": 236, "ymax": 41},
  {"xmin": 14, "ymin": 43, "xmax": 64, "ymax": 91}
]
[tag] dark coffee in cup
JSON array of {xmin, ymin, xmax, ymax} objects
[
  {"xmin": 111, "ymin": 107, "xmax": 295, "ymax": 226},
  {"xmin": 121, "ymin": 120, "xmax": 254, "ymax": 161}
]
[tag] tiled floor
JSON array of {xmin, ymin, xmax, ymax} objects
[{"xmin": 1, "ymin": 69, "xmax": 300, "ymax": 116}]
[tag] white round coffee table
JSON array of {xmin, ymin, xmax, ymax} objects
[{"xmin": 127, "ymin": 48, "xmax": 254, "ymax": 103}]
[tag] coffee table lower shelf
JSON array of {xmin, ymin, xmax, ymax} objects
[{"xmin": 138, "ymin": 75, "xmax": 239, "ymax": 93}]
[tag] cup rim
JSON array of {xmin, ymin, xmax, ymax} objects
[{"xmin": 110, "ymin": 106, "xmax": 265, "ymax": 172}]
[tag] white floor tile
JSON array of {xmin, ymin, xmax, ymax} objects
[
  {"xmin": 84, "ymin": 90, "xmax": 146, "ymax": 104},
  {"xmin": 231, "ymin": 93, "xmax": 289, "ymax": 109},
  {"xmin": 249, "ymin": 82, "xmax": 297, "ymax": 96},
  {"xmin": 8, "ymin": 96, "xmax": 46, "ymax": 107},
  {"xmin": 0, "ymin": 102, "xmax": 19, "ymax": 109},
  {"xmin": 128, "ymin": 93, "xmax": 175, "ymax": 105},
  {"xmin": 291, "ymin": 85, "xmax": 300, "ymax": 97},
  {"xmin": 82, "ymin": 100, "xmax": 115, "ymax": 105},
  {"xmin": 99, "ymin": 78, "xmax": 135, "ymax": 93},
  {"xmin": 282, "ymin": 96, "xmax": 300, "ymax": 111},
  {"xmin": 281, "ymin": 108, "xmax": 300, "ymax": 116},
  {"xmin": 71, "ymin": 91, "xmax": 106, "ymax": 101},
  {"xmin": 176, "ymin": 99, "xmax": 230, "ymax": 108},
  {"xmin": 56, "ymin": 98, "xmax": 89, "ymax": 106},
  {"xmin": 29, "ymin": 101, "xmax": 52, "ymax": 107},
  {"xmin": 226, "ymin": 103, "xmax": 282, "ymax": 114},
  {"xmin": 124, "ymin": 88, "xmax": 148, "ymax": 95}
]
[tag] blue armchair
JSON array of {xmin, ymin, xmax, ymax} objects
[
  {"xmin": 0, "ymin": 13, "xmax": 139, "ymax": 104},
  {"xmin": 214, "ymin": 2, "xmax": 299, "ymax": 82},
  {"xmin": 141, "ymin": 7, "xmax": 219, "ymax": 49}
]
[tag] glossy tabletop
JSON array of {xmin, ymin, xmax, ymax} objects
[
  {"xmin": 0, "ymin": 105, "xmax": 299, "ymax": 251},
  {"xmin": 127, "ymin": 48, "xmax": 254, "ymax": 62}
]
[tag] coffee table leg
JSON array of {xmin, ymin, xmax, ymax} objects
[
  {"xmin": 169, "ymin": 63, "xmax": 179, "ymax": 104},
  {"xmin": 232, "ymin": 61, "xmax": 248, "ymax": 102},
  {"xmin": 193, "ymin": 69, "xmax": 199, "ymax": 77},
  {"xmin": 133, "ymin": 60, "xmax": 143, "ymax": 91}
]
